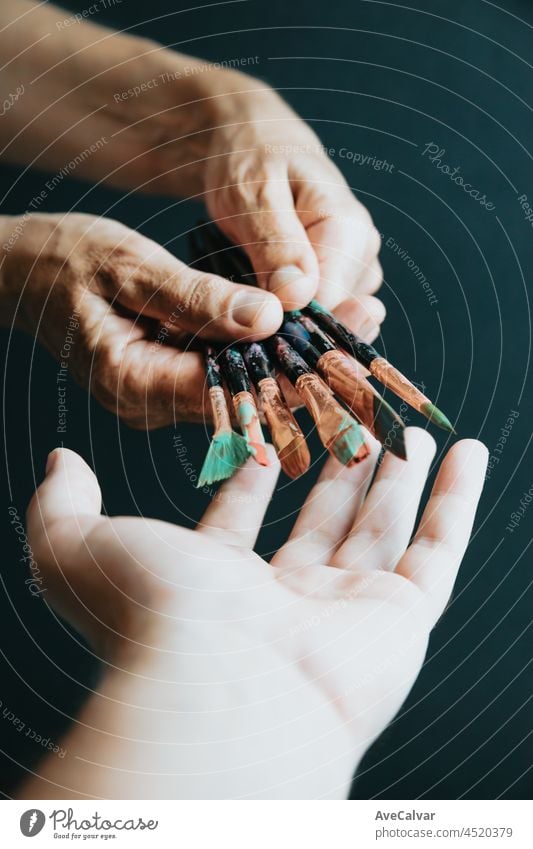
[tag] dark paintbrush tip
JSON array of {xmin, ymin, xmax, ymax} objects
[
  {"xmin": 389, "ymin": 429, "xmax": 408, "ymax": 460},
  {"xmin": 374, "ymin": 404, "xmax": 408, "ymax": 460}
]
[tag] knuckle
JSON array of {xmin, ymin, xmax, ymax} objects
[
  {"xmin": 220, "ymin": 156, "xmax": 286, "ymax": 213},
  {"xmin": 182, "ymin": 273, "xmax": 229, "ymax": 322},
  {"xmin": 94, "ymin": 246, "xmax": 141, "ymax": 296},
  {"xmin": 89, "ymin": 345, "xmax": 122, "ymax": 405}
]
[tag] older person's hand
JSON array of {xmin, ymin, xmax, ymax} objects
[
  {"xmin": 1, "ymin": 0, "xmax": 385, "ymax": 323},
  {"xmin": 0, "ymin": 211, "xmax": 381, "ymax": 427}
]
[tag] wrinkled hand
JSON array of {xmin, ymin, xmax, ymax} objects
[
  {"xmin": 1, "ymin": 212, "xmax": 382, "ymax": 428},
  {"xmin": 21, "ymin": 430, "xmax": 487, "ymax": 799},
  {"xmin": 97, "ymin": 61, "xmax": 384, "ymax": 314},
  {"xmin": 204, "ymin": 89, "xmax": 383, "ymax": 312}
]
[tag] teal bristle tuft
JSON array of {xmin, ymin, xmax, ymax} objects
[
  {"xmin": 330, "ymin": 415, "xmax": 369, "ymax": 466},
  {"xmin": 197, "ymin": 431, "xmax": 252, "ymax": 488}
]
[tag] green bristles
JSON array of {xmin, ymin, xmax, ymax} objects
[
  {"xmin": 330, "ymin": 416, "xmax": 369, "ymax": 466},
  {"xmin": 421, "ymin": 402, "xmax": 456, "ymax": 434},
  {"xmin": 197, "ymin": 431, "xmax": 252, "ymax": 487}
]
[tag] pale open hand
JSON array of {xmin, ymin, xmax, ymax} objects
[{"xmin": 21, "ymin": 429, "xmax": 487, "ymax": 800}]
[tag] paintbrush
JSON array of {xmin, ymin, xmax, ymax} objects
[
  {"xmin": 221, "ymin": 345, "xmax": 269, "ymax": 465},
  {"xmin": 268, "ymin": 334, "xmax": 370, "ymax": 466},
  {"xmin": 200, "ymin": 221, "xmax": 390, "ymax": 459},
  {"xmin": 282, "ymin": 313, "xmax": 407, "ymax": 460},
  {"xmin": 202, "ymin": 222, "xmax": 454, "ymax": 432},
  {"xmin": 197, "ymin": 346, "xmax": 253, "ymax": 487},
  {"xmin": 243, "ymin": 341, "xmax": 311, "ymax": 478},
  {"xmin": 199, "ymin": 225, "xmax": 310, "ymax": 478},
  {"xmin": 188, "ymin": 230, "xmax": 258, "ymax": 480},
  {"xmin": 304, "ymin": 299, "xmax": 455, "ymax": 433}
]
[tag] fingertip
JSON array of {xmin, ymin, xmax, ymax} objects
[
  {"xmin": 451, "ymin": 439, "xmax": 489, "ymax": 467},
  {"xmin": 38, "ymin": 447, "xmax": 102, "ymax": 517},
  {"xmin": 231, "ymin": 289, "xmax": 283, "ymax": 336},
  {"xmin": 46, "ymin": 446, "xmax": 96, "ymax": 480},
  {"xmin": 252, "ymin": 293, "xmax": 284, "ymax": 336},
  {"xmin": 267, "ymin": 266, "xmax": 318, "ymax": 310},
  {"xmin": 333, "ymin": 295, "xmax": 386, "ymax": 334},
  {"xmin": 404, "ymin": 426, "xmax": 437, "ymax": 459},
  {"xmin": 45, "ymin": 447, "xmax": 61, "ymax": 475},
  {"xmin": 214, "ymin": 442, "xmax": 281, "ymax": 501},
  {"xmin": 242, "ymin": 442, "xmax": 281, "ymax": 474}
]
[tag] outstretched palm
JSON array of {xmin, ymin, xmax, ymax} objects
[{"xmin": 23, "ymin": 429, "xmax": 487, "ymax": 799}]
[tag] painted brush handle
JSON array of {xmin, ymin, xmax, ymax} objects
[
  {"xmin": 204, "ymin": 345, "xmax": 224, "ymax": 390},
  {"xmin": 268, "ymin": 335, "xmax": 313, "ymax": 384},
  {"xmin": 242, "ymin": 341, "xmax": 272, "ymax": 385},
  {"xmin": 222, "ymin": 346, "xmax": 252, "ymax": 396},
  {"xmin": 280, "ymin": 319, "xmax": 322, "ymax": 369},
  {"xmin": 304, "ymin": 300, "xmax": 378, "ymax": 369},
  {"xmin": 287, "ymin": 312, "xmax": 336, "ymax": 356}
]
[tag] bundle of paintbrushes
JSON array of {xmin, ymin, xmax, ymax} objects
[{"xmin": 190, "ymin": 223, "xmax": 454, "ymax": 487}]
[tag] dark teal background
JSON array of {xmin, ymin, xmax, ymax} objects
[{"xmin": 1, "ymin": 0, "xmax": 531, "ymax": 798}]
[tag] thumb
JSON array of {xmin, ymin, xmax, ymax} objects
[
  {"xmin": 220, "ymin": 168, "xmax": 319, "ymax": 310},
  {"xmin": 116, "ymin": 246, "xmax": 283, "ymax": 341},
  {"xmin": 26, "ymin": 448, "xmax": 102, "ymax": 561}
]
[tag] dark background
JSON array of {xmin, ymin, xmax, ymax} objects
[{"xmin": 1, "ymin": 0, "xmax": 531, "ymax": 799}]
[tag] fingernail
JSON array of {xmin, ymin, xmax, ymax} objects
[
  {"xmin": 232, "ymin": 291, "xmax": 272, "ymax": 327},
  {"xmin": 45, "ymin": 449, "xmax": 60, "ymax": 475},
  {"xmin": 268, "ymin": 266, "xmax": 315, "ymax": 308},
  {"xmin": 366, "ymin": 298, "xmax": 386, "ymax": 323}
]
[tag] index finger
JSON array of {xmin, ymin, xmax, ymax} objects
[{"xmin": 294, "ymin": 176, "xmax": 381, "ymax": 310}]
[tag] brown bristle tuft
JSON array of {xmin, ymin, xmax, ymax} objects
[{"xmin": 278, "ymin": 435, "xmax": 311, "ymax": 479}]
